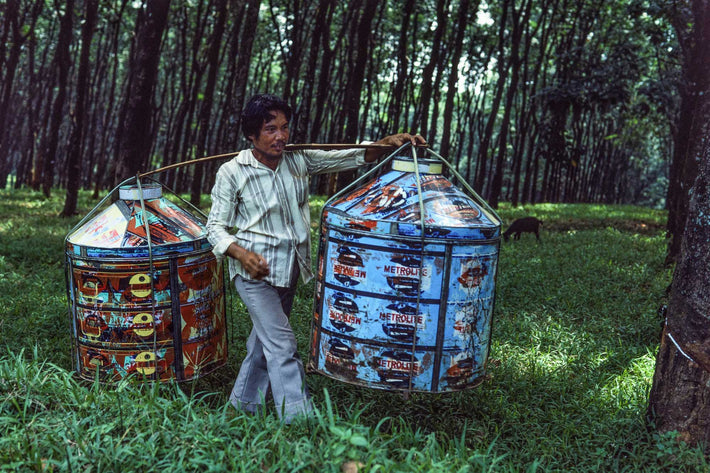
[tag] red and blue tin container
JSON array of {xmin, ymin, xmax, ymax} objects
[
  {"xmin": 65, "ymin": 182, "xmax": 227, "ymax": 382},
  {"xmin": 309, "ymin": 148, "xmax": 501, "ymax": 392}
]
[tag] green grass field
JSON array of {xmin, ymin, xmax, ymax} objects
[{"xmin": 0, "ymin": 188, "xmax": 707, "ymax": 472}]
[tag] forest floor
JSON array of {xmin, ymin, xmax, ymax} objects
[{"xmin": 0, "ymin": 188, "xmax": 707, "ymax": 472}]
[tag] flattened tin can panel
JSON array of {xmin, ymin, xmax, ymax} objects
[
  {"xmin": 68, "ymin": 195, "xmax": 206, "ymax": 249},
  {"xmin": 311, "ymin": 332, "xmax": 436, "ymax": 392},
  {"xmin": 439, "ymin": 348, "xmax": 486, "ymax": 391},
  {"xmin": 323, "ymin": 237, "xmax": 445, "ymax": 299},
  {"xmin": 77, "ymin": 345, "xmax": 177, "ymax": 382},
  {"xmin": 71, "ymin": 259, "xmax": 172, "ymax": 309},
  {"xmin": 311, "ymin": 226, "xmax": 499, "ymax": 392},
  {"xmin": 180, "ymin": 327, "xmax": 228, "ymax": 381},
  {"xmin": 75, "ymin": 307, "xmax": 174, "ymax": 348},
  {"xmin": 325, "ymin": 159, "xmax": 499, "ymax": 240},
  {"xmin": 319, "ymin": 285, "xmax": 438, "ymax": 347}
]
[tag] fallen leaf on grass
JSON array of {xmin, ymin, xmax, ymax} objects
[{"xmin": 342, "ymin": 461, "xmax": 365, "ymax": 473}]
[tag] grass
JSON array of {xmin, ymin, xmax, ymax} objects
[{"xmin": 0, "ymin": 187, "xmax": 707, "ymax": 472}]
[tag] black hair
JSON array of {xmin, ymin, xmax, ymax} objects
[{"xmin": 240, "ymin": 94, "xmax": 292, "ymax": 140}]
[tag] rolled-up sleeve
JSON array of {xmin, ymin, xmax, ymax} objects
[
  {"xmin": 206, "ymin": 163, "xmax": 239, "ymax": 259},
  {"xmin": 300, "ymin": 148, "xmax": 366, "ymax": 174}
]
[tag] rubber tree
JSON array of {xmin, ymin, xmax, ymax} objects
[{"xmin": 647, "ymin": 113, "xmax": 710, "ymax": 453}]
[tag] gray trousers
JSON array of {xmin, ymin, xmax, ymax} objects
[{"xmin": 229, "ymin": 273, "xmax": 313, "ymax": 423}]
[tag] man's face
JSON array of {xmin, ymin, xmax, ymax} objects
[{"xmin": 249, "ymin": 110, "xmax": 290, "ymax": 163}]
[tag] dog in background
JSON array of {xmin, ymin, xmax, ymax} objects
[{"xmin": 503, "ymin": 217, "xmax": 543, "ymax": 242}]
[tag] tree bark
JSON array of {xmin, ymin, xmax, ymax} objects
[
  {"xmin": 665, "ymin": 0, "xmax": 710, "ymax": 264},
  {"xmin": 227, "ymin": 0, "xmax": 260, "ymax": 147},
  {"xmin": 0, "ymin": 1, "xmax": 42, "ymax": 187},
  {"xmin": 114, "ymin": 0, "xmax": 170, "ymax": 184},
  {"xmin": 490, "ymin": 0, "xmax": 531, "ymax": 208},
  {"xmin": 92, "ymin": 0, "xmax": 129, "ymax": 198},
  {"xmin": 294, "ymin": 0, "xmax": 329, "ymax": 143},
  {"xmin": 648, "ymin": 124, "xmax": 710, "ymax": 453}
]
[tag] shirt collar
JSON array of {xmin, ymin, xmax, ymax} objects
[
  {"xmin": 235, "ymin": 149, "xmax": 291, "ymax": 170},
  {"xmin": 235, "ymin": 149, "xmax": 260, "ymax": 168}
]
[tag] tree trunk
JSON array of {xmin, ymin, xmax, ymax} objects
[
  {"xmin": 490, "ymin": 0, "xmax": 531, "ymax": 208},
  {"xmin": 62, "ymin": 0, "xmax": 98, "ymax": 217},
  {"xmin": 335, "ymin": 0, "xmax": 378, "ymax": 192},
  {"xmin": 475, "ymin": 0, "xmax": 510, "ymax": 196},
  {"xmin": 114, "ymin": 0, "xmax": 170, "ymax": 184},
  {"xmin": 93, "ymin": 0, "xmax": 129, "ymax": 198},
  {"xmin": 173, "ymin": 0, "xmax": 208, "ymax": 193},
  {"xmin": 311, "ymin": 1, "xmax": 335, "ymax": 144},
  {"xmin": 342, "ymin": 0, "xmax": 376, "ymax": 143},
  {"xmin": 228, "ymin": 0, "xmax": 260, "ymax": 147},
  {"xmin": 411, "ymin": 0, "xmax": 448, "ymax": 142},
  {"xmin": 0, "ymin": 0, "xmax": 42, "ymax": 187},
  {"xmin": 190, "ymin": 0, "xmax": 228, "ymax": 207},
  {"xmin": 648, "ymin": 125, "xmax": 710, "ymax": 453},
  {"xmin": 510, "ymin": 0, "xmax": 544, "ymax": 207},
  {"xmin": 386, "ymin": 0, "xmax": 414, "ymax": 133},
  {"xmin": 439, "ymin": 0, "xmax": 471, "ymax": 160},
  {"xmin": 665, "ymin": 0, "xmax": 710, "ymax": 264},
  {"xmin": 294, "ymin": 0, "xmax": 330, "ymax": 143},
  {"xmin": 41, "ymin": 0, "xmax": 74, "ymax": 197}
]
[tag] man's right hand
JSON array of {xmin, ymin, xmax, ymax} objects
[{"xmin": 227, "ymin": 243, "xmax": 270, "ymax": 279}]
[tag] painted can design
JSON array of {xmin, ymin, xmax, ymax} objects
[
  {"xmin": 65, "ymin": 184, "xmax": 227, "ymax": 383},
  {"xmin": 310, "ymin": 156, "xmax": 501, "ymax": 392}
]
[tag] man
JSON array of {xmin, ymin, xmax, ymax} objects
[{"xmin": 207, "ymin": 94, "xmax": 425, "ymax": 423}]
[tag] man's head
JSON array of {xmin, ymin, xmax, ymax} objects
[
  {"xmin": 240, "ymin": 94, "xmax": 292, "ymax": 165},
  {"xmin": 241, "ymin": 94, "xmax": 292, "ymax": 141}
]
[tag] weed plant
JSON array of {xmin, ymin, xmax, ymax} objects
[{"xmin": 0, "ymin": 188, "xmax": 707, "ymax": 472}]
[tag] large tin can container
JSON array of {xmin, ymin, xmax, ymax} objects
[
  {"xmin": 309, "ymin": 152, "xmax": 501, "ymax": 392},
  {"xmin": 65, "ymin": 183, "xmax": 227, "ymax": 382}
]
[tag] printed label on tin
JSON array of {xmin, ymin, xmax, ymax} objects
[
  {"xmin": 77, "ymin": 345, "xmax": 175, "ymax": 382},
  {"xmin": 72, "ymin": 265, "xmax": 172, "ymax": 309},
  {"xmin": 447, "ymin": 298, "xmax": 493, "ymax": 345},
  {"xmin": 76, "ymin": 307, "xmax": 173, "ymax": 346},
  {"xmin": 323, "ymin": 240, "xmax": 443, "ymax": 298},
  {"xmin": 314, "ymin": 332, "xmax": 436, "ymax": 391},
  {"xmin": 321, "ymin": 286, "xmax": 438, "ymax": 347},
  {"xmin": 440, "ymin": 349, "xmax": 484, "ymax": 390}
]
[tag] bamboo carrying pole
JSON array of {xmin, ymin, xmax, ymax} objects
[{"xmin": 138, "ymin": 143, "xmax": 428, "ymax": 178}]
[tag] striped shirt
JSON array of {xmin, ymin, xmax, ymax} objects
[{"xmin": 206, "ymin": 148, "xmax": 366, "ymax": 287}]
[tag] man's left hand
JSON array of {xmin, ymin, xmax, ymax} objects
[{"xmin": 365, "ymin": 133, "xmax": 427, "ymax": 162}]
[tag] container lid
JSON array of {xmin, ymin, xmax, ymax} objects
[
  {"xmin": 67, "ymin": 185, "xmax": 207, "ymax": 248},
  {"xmin": 324, "ymin": 157, "xmax": 500, "ymax": 240},
  {"xmin": 118, "ymin": 184, "xmax": 162, "ymax": 200}
]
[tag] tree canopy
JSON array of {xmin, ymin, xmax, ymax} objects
[{"xmin": 0, "ymin": 0, "xmax": 682, "ymax": 210}]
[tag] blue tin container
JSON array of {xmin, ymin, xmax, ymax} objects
[{"xmin": 309, "ymin": 150, "xmax": 501, "ymax": 392}]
